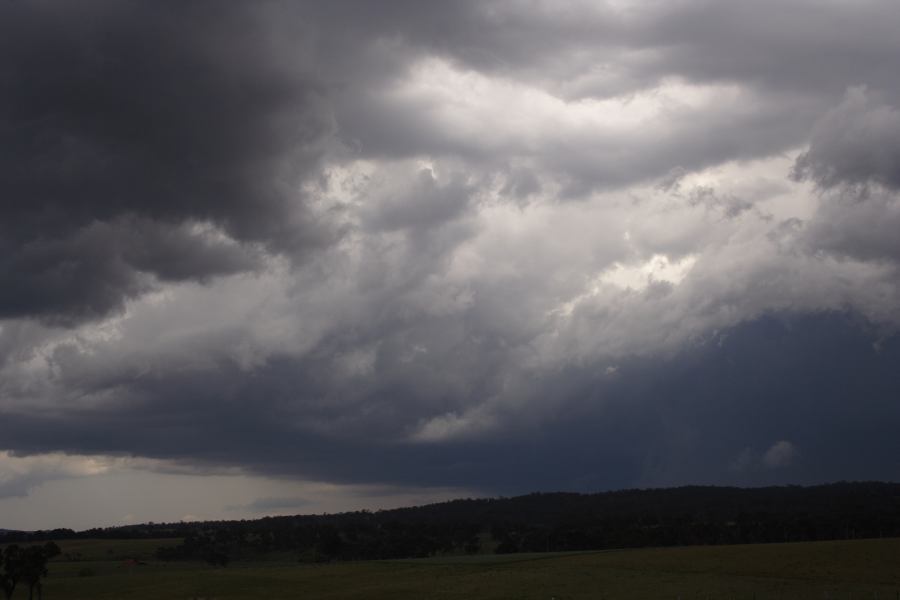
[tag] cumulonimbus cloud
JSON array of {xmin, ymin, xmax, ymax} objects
[{"xmin": 3, "ymin": 1, "xmax": 900, "ymax": 501}]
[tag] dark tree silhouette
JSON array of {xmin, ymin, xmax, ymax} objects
[
  {"xmin": 143, "ymin": 482, "xmax": 900, "ymax": 563},
  {"xmin": 7, "ymin": 483, "xmax": 900, "ymax": 566},
  {"xmin": 22, "ymin": 542, "xmax": 61, "ymax": 600},
  {"xmin": 0, "ymin": 543, "xmax": 60, "ymax": 600},
  {"xmin": 0, "ymin": 545, "xmax": 23, "ymax": 600}
]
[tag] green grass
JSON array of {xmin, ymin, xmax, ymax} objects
[{"xmin": 28, "ymin": 538, "xmax": 900, "ymax": 599}]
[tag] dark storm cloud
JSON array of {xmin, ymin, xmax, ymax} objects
[
  {"xmin": 0, "ymin": 0, "xmax": 333, "ymax": 323},
  {"xmin": 4, "ymin": 0, "xmax": 900, "ymax": 506},
  {"xmin": 0, "ymin": 218, "xmax": 261, "ymax": 324},
  {"xmin": 1, "ymin": 314, "xmax": 898, "ymax": 493},
  {"xmin": 5, "ymin": 0, "xmax": 895, "ymax": 324}
]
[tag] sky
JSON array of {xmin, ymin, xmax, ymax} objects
[{"xmin": 2, "ymin": 0, "xmax": 900, "ymax": 530}]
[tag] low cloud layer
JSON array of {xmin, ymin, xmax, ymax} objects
[{"xmin": 2, "ymin": 1, "xmax": 900, "ymax": 524}]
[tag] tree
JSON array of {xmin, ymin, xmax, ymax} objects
[
  {"xmin": 1, "ymin": 543, "xmax": 60, "ymax": 600},
  {"xmin": 1, "ymin": 545, "xmax": 24, "ymax": 600},
  {"xmin": 22, "ymin": 542, "xmax": 61, "ymax": 600}
]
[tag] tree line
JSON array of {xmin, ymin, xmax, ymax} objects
[
  {"xmin": 4, "ymin": 482, "xmax": 900, "ymax": 565},
  {"xmin": 152, "ymin": 482, "xmax": 900, "ymax": 563}
]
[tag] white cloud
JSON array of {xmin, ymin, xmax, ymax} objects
[
  {"xmin": 410, "ymin": 406, "xmax": 498, "ymax": 443},
  {"xmin": 763, "ymin": 440, "xmax": 798, "ymax": 469}
]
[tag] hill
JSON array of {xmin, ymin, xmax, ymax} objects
[{"xmin": 4, "ymin": 482, "xmax": 900, "ymax": 562}]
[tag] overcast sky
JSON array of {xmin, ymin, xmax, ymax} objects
[{"xmin": 2, "ymin": 0, "xmax": 900, "ymax": 530}]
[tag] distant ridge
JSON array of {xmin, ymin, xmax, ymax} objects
[{"xmin": 4, "ymin": 481, "xmax": 900, "ymax": 564}]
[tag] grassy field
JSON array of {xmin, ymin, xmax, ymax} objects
[{"xmin": 25, "ymin": 537, "xmax": 900, "ymax": 599}]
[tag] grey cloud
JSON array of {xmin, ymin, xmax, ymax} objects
[
  {"xmin": 803, "ymin": 188, "xmax": 900, "ymax": 263},
  {"xmin": 792, "ymin": 88, "xmax": 900, "ymax": 263},
  {"xmin": 362, "ymin": 169, "xmax": 474, "ymax": 233},
  {"xmin": 316, "ymin": 1, "xmax": 900, "ymax": 101},
  {"xmin": 793, "ymin": 87, "xmax": 900, "ymax": 190},
  {"xmin": 1, "ymin": 314, "xmax": 898, "ymax": 493},
  {"xmin": 5, "ymin": 0, "xmax": 894, "ymax": 322},
  {"xmin": 500, "ymin": 168, "xmax": 542, "ymax": 202},
  {"xmin": 323, "ymin": 1, "xmax": 900, "ymax": 196},
  {"xmin": 5, "ymin": 0, "xmax": 900, "ymax": 509},
  {"xmin": 5, "ymin": 165, "xmax": 889, "ymax": 493},
  {"xmin": 0, "ymin": 0, "xmax": 334, "ymax": 323},
  {"xmin": 0, "ymin": 218, "xmax": 261, "ymax": 325},
  {"xmin": 0, "ymin": 474, "xmax": 40, "ymax": 500},
  {"xmin": 334, "ymin": 63, "xmax": 818, "ymax": 197},
  {"xmin": 630, "ymin": 1, "xmax": 900, "ymax": 98},
  {"xmin": 545, "ymin": 92, "xmax": 815, "ymax": 196}
]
